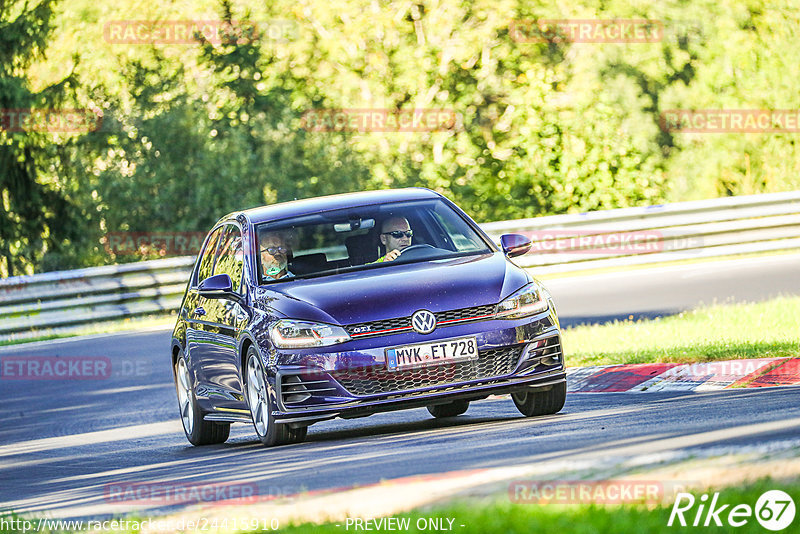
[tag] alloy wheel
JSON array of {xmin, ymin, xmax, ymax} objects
[
  {"xmin": 176, "ymin": 357, "xmax": 194, "ymax": 435},
  {"xmin": 246, "ymin": 354, "xmax": 269, "ymax": 437}
]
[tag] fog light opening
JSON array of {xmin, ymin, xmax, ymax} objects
[
  {"xmin": 541, "ymin": 354, "xmax": 560, "ymax": 366},
  {"xmin": 282, "ymin": 375, "xmax": 312, "ymax": 403}
]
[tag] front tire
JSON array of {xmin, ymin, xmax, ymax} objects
[
  {"xmin": 512, "ymin": 382, "xmax": 566, "ymax": 417},
  {"xmin": 245, "ymin": 348, "xmax": 307, "ymax": 447},
  {"xmin": 427, "ymin": 400, "xmax": 470, "ymax": 418},
  {"xmin": 174, "ymin": 351, "xmax": 230, "ymax": 445}
]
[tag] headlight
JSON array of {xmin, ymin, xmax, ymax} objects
[
  {"xmin": 269, "ymin": 320, "xmax": 351, "ymax": 348},
  {"xmin": 496, "ymin": 282, "xmax": 549, "ymax": 319}
]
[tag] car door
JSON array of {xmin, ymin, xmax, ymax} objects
[
  {"xmin": 193, "ymin": 224, "xmax": 249, "ymax": 407},
  {"xmin": 185, "ymin": 227, "xmax": 223, "ymax": 394}
]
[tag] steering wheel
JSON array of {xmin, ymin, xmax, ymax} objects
[{"xmin": 397, "ymin": 244, "xmax": 437, "ymax": 260}]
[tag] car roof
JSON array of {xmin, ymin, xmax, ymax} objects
[{"xmin": 229, "ymin": 188, "xmax": 443, "ymax": 225}]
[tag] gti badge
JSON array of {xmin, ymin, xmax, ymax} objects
[{"xmin": 411, "ymin": 309, "xmax": 437, "ymax": 334}]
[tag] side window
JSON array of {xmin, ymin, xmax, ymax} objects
[
  {"xmin": 195, "ymin": 227, "xmax": 223, "ymax": 285},
  {"xmin": 214, "ymin": 225, "xmax": 244, "ymax": 293}
]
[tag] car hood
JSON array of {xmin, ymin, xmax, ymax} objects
[{"xmin": 258, "ymin": 252, "xmax": 530, "ymax": 325}]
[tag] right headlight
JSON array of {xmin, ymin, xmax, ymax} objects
[
  {"xmin": 269, "ymin": 319, "xmax": 351, "ymax": 349},
  {"xmin": 496, "ymin": 281, "xmax": 549, "ymax": 319}
]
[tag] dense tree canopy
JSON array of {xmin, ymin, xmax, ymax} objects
[
  {"xmin": 0, "ymin": 0, "xmax": 83, "ymax": 275},
  {"xmin": 3, "ymin": 0, "xmax": 800, "ymax": 275}
]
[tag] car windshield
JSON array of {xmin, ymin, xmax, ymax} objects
[{"xmin": 256, "ymin": 198, "xmax": 493, "ymax": 283}]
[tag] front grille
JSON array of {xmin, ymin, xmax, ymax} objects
[
  {"xmin": 436, "ymin": 304, "xmax": 496, "ymax": 323},
  {"xmin": 344, "ymin": 303, "xmax": 497, "ymax": 338},
  {"xmin": 332, "ymin": 345, "xmax": 524, "ymax": 396},
  {"xmin": 345, "ymin": 316, "xmax": 410, "ymax": 336}
]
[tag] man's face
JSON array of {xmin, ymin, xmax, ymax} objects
[
  {"xmin": 260, "ymin": 235, "xmax": 289, "ymax": 277},
  {"xmin": 380, "ymin": 218, "xmax": 412, "ymax": 253}
]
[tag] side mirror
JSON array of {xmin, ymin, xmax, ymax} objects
[
  {"xmin": 198, "ymin": 273, "xmax": 234, "ymax": 299},
  {"xmin": 500, "ymin": 234, "xmax": 532, "ymax": 258}
]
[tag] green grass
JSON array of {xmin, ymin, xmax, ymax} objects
[
  {"xmin": 562, "ymin": 296, "xmax": 800, "ymax": 367},
  {"xmin": 263, "ymin": 478, "xmax": 799, "ymax": 534},
  {"xmin": 2, "ymin": 478, "xmax": 796, "ymax": 534}
]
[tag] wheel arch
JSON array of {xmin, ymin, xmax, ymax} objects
[
  {"xmin": 170, "ymin": 339, "xmax": 184, "ymax": 378},
  {"xmin": 238, "ymin": 331, "xmax": 271, "ymax": 386},
  {"xmin": 240, "ymin": 336, "xmax": 255, "ymax": 383}
]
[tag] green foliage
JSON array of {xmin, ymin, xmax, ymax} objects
[
  {"xmin": 5, "ymin": 0, "xmax": 800, "ymax": 273},
  {"xmin": 0, "ymin": 0, "xmax": 84, "ymax": 276}
]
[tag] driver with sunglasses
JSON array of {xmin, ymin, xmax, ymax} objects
[
  {"xmin": 260, "ymin": 232, "xmax": 294, "ymax": 280},
  {"xmin": 374, "ymin": 217, "xmax": 413, "ymax": 263}
]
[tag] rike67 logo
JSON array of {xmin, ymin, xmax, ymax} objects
[{"xmin": 668, "ymin": 490, "xmax": 796, "ymax": 531}]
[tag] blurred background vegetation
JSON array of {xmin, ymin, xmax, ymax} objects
[{"xmin": 2, "ymin": 0, "xmax": 800, "ymax": 276}]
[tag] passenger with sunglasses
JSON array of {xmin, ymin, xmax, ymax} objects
[
  {"xmin": 260, "ymin": 232, "xmax": 294, "ymax": 280},
  {"xmin": 374, "ymin": 217, "xmax": 413, "ymax": 263}
]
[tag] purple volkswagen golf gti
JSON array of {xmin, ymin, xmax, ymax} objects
[{"xmin": 171, "ymin": 188, "xmax": 566, "ymax": 446}]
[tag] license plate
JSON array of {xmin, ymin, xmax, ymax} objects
[{"xmin": 385, "ymin": 336, "xmax": 479, "ymax": 371}]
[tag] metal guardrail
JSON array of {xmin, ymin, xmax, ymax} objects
[
  {"xmin": 480, "ymin": 189, "xmax": 800, "ymax": 273},
  {"xmin": 0, "ymin": 257, "xmax": 193, "ymax": 342},
  {"xmin": 2, "ymin": 190, "xmax": 799, "ymax": 342}
]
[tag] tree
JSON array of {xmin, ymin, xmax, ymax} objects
[{"xmin": 0, "ymin": 0, "xmax": 83, "ymax": 276}]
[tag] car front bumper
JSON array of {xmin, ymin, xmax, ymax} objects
[{"xmin": 269, "ymin": 311, "xmax": 565, "ymax": 425}]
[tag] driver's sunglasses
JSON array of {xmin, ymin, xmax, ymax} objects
[
  {"xmin": 261, "ymin": 246, "xmax": 289, "ymax": 255},
  {"xmin": 382, "ymin": 230, "xmax": 413, "ymax": 239}
]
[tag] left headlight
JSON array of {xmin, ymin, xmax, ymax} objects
[
  {"xmin": 496, "ymin": 281, "xmax": 549, "ymax": 319},
  {"xmin": 269, "ymin": 319, "xmax": 351, "ymax": 349}
]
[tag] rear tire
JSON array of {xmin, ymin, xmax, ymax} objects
[
  {"xmin": 512, "ymin": 382, "xmax": 566, "ymax": 417},
  {"xmin": 245, "ymin": 348, "xmax": 307, "ymax": 446},
  {"xmin": 174, "ymin": 351, "xmax": 230, "ymax": 445},
  {"xmin": 427, "ymin": 400, "xmax": 470, "ymax": 418}
]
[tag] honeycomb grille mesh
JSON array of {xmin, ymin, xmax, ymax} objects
[
  {"xmin": 332, "ymin": 345, "xmax": 524, "ymax": 396},
  {"xmin": 345, "ymin": 316, "xmax": 410, "ymax": 335},
  {"xmin": 436, "ymin": 304, "xmax": 496, "ymax": 322}
]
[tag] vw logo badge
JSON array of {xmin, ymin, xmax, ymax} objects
[{"xmin": 411, "ymin": 309, "xmax": 437, "ymax": 334}]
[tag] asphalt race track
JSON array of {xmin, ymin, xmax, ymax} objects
[
  {"xmin": 1, "ymin": 254, "xmax": 799, "ymax": 519},
  {"xmin": 545, "ymin": 252, "xmax": 800, "ymax": 327}
]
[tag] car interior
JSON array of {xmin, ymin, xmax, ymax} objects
[{"xmin": 259, "ymin": 200, "xmax": 487, "ymax": 281}]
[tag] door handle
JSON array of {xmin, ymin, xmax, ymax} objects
[{"xmin": 193, "ymin": 307, "xmax": 206, "ymax": 317}]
